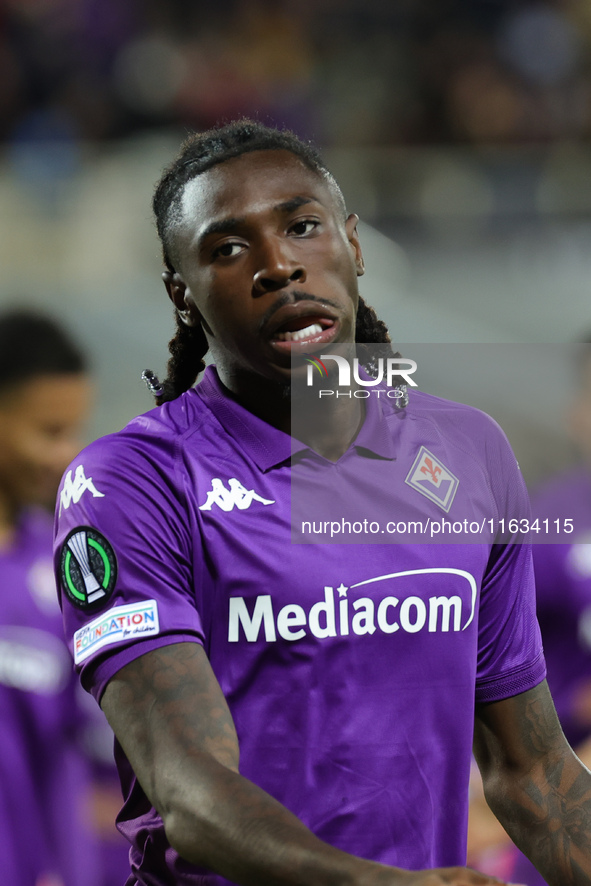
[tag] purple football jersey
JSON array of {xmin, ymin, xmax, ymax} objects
[
  {"xmin": 0, "ymin": 508, "xmax": 104, "ymax": 886},
  {"xmin": 54, "ymin": 367, "xmax": 545, "ymax": 886}
]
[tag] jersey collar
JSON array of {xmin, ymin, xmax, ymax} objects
[{"xmin": 196, "ymin": 366, "xmax": 398, "ymax": 471}]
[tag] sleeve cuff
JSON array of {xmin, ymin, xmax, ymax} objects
[
  {"xmin": 84, "ymin": 631, "xmax": 204, "ymax": 703},
  {"xmin": 475, "ymin": 650, "xmax": 547, "ymax": 704}
]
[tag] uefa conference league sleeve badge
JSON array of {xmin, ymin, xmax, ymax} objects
[{"xmin": 59, "ymin": 526, "xmax": 117, "ymax": 611}]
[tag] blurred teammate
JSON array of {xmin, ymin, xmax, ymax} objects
[
  {"xmin": 501, "ymin": 341, "xmax": 591, "ymax": 886},
  {"xmin": 0, "ymin": 310, "xmax": 124, "ymax": 886},
  {"xmin": 54, "ymin": 120, "xmax": 591, "ymax": 886}
]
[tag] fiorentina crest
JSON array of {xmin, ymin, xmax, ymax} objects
[{"xmin": 405, "ymin": 447, "xmax": 459, "ymax": 513}]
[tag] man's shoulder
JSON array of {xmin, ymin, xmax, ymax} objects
[
  {"xmin": 406, "ymin": 388, "xmax": 507, "ymax": 442},
  {"xmin": 76, "ymin": 389, "xmax": 210, "ymax": 466},
  {"xmin": 531, "ymin": 465, "xmax": 591, "ymax": 511},
  {"xmin": 57, "ymin": 392, "xmax": 214, "ymax": 515}
]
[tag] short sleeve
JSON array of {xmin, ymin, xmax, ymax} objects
[
  {"xmin": 53, "ymin": 423, "xmax": 203, "ymax": 701},
  {"xmin": 474, "ymin": 420, "xmax": 546, "ymax": 702}
]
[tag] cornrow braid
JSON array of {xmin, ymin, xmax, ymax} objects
[
  {"xmin": 153, "ymin": 296, "xmax": 394, "ymax": 405},
  {"xmin": 155, "ymin": 315, "xmax": 208, "ymax": 406},
  {"xmin": 355, "ymin": 297, "xmax": 391, "ymax": 346}
]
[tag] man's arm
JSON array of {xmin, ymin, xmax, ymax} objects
[
  {"xmin": 101, "ymin": 641, "xmax": 511, "ymax": 886},
  {"xmin": 474, "ymin": 679, "xmax": 591, "ymax": 886}
]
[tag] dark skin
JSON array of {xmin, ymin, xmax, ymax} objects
[
  {"xmin": 164, "ymin": 150, "xmax": 366, "ymax": 461},
  {"xmin": 102, "ymin": 150, "xmax": 591, "ymax": 885},
  {"xmin": 0, "ymin": 373, "xmax": 92, "ymax": 546}
]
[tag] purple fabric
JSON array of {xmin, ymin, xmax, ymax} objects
[
  {"xmin": 0, "ymin": 509, "xmax": 104, "ymax": 886},
  {"xmin": 54, "ymin": 367, "xmax": 545, "ymax": 885}
]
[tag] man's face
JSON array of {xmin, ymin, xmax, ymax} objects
[
  {"xmin": 165, "ymin": 149, "xmax": 364, "ymax": 387},
  {"xmin": 0, "ymin": 373, "xmax": 92, "ymax": 513}
]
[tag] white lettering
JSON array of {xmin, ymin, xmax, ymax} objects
[
  {"xmin": 386, "ymin": 357, "xmax": 417, "ymax": 387},
  {"xmin": 225, "ymin": 572, "xmax": 475, "ymax": 645},
  {"xmin": 277, "ymin": 604, "xmax": 306, "ymax": 641},
  {"xmin": 339, "ymin": 598, "xmax": 349, "ymax": 635},
  {"xmin": 399, "ymin": 597, "xmax": 427, "ymax": 633},
  {"xmin": 228, "ymin": 596, "xmax": 276, "ymax": 642},
  {"xmin": 377, "ymin": 596, "xmax": 399, "ymax": 634},
  {"xmin": 429, "ymin": 596, "xmax": 462, "ymax": 632},
  {"xmin": 307, "ymin": 356, "xmax": 418, "ymax": 388},
  {"xmin": 309, "ymin": 587, "xmax": 336, "ymax": 638},
  {"xmin": 352, "ymin": 598, "xmax": 376, "ymax": 635}
]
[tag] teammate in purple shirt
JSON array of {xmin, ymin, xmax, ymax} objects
[
  {"xmin": 0, "ymin": 311, "xmax": 99, "ymax": 886},
  {"xmin": 493, "ymin": 343, "xmax": 591, "ymax": 886},
  {"xmin": 54, "ymin": 121, "xmax": 591, "ymax": 886}
]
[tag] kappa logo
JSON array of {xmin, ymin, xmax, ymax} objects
[
  {"xmin": 59, "ymin": 465, "xmax": 104, "ymax": 515},
  {"xmin": 405, "ymin": 447, "xmax": 459, "ymax": 513},
  {"xmin": 199, "ymin": 478, "xmax": 275, "ymax": 512}
]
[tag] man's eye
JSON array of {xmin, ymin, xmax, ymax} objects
[
  {"xmin": 290, "ymin": 220, "xmax": 318, "ymax": 236},
  {"xmin": 214, "ymin": 242, "xmax": 243, "ymax": 258}
]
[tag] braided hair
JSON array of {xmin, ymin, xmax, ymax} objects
[{"xmin": 150, "ymin": 119, "xmax": 394, "ymax": 405}]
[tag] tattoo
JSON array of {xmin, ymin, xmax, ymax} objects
[
  {"xmin": 476, "ymin": 681, "xmax": 591, "ymax": 886},
  {"xmin": 102, "ymin": 642, "xmax": 239, "ymax": 775},
  {"xmin": 100, "ymin": 643, "xmax": 348, "ymax": 879}
]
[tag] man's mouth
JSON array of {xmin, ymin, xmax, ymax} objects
[
  {"xmin": 271, "ymin": 316, "xmax": 335, "ymax": 343},
  {"xmin": 262, "ymin": 298, "xmax": 344, "ymax": 359}
]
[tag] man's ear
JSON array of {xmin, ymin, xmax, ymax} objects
[
  {"xmin": 162, "ymin": 271, "xmax": 200, "ymax": 327},
  {"xmin": 345, "ymin": 213, "xmax": 365, "ymax": 276}
]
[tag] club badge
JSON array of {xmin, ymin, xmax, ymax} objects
[
  {"xmin": 59, "ymin": 526, "xmax": 117, "ymax": 610},
  {"xmin": 405, "ymin": 447, "xmax": 459, "ymax": 513}
]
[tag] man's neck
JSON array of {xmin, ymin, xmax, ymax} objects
[{"xmin": 215, "ymin": 368, "xmax": 365, "ymax": 462}]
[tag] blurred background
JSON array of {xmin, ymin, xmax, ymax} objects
[
  {"xmin": 3, "ymin": 6, "xmax": 591, "ymax": 885},
  {"xmin": 2, "ymin": 0, "xmax": 591, "ymax": 480}
]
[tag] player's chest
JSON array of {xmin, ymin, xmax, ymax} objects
[{"xmin": 189, "ymin": 458, "xmax": 490, "ymax": 649}]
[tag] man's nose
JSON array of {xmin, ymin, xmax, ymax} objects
[{"xmin": 253, "ymin": 239, "xmax": 306, "ymax": 294}]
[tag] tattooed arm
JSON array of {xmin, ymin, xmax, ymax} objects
[
  {"xmin": 474, "ymin": 678, "xmax": 591, "ymax": 886},
  {"xmin": 102, "ymin": 641, "xmax": 512, "ymax": 886}
]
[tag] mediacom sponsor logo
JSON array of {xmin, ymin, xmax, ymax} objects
[
  {"xmin": 228, "ymin": 569, "xmax": 477, "ymax": 643},
  {"xmin": 73, "ymin": 600, "xmax": 159, "ymax": 664}
]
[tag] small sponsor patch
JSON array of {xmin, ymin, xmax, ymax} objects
[
  {"xmin": 60, "ymin": 526, "xmax": 117, "ymax": 610},
  {"xmin": 405, "ymin": 447, "xmax": 459, "ymax": 513},
  {"xmin": 73, "ymin": 600, "xmax": 160, "ymax": 664}
]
